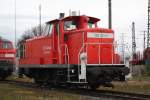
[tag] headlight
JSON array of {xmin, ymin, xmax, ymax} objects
[{"xmin": 5, "ymin": 54, "xmax": 15, "ymax": 57}]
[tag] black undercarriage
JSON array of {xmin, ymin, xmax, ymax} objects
[
  {"xmin": 19, "ymin": 64, "xmax": 129, "ymax": 89},
  {"xmin": 0, "ymin": 60, "xmax": 14, "ymax": 80}
]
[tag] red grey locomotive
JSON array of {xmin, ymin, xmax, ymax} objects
[
  {"xmin": 0, "ymin": 37, "xmax": 15, "ymax": 80},
  {"xmin": 18, "ymin": 14, "xmax": 129, "ymax": 89}
]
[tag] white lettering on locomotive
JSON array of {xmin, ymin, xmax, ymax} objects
[{"xmin": 87, "ymin": 32, "xmax": 113, "ymax": 38}]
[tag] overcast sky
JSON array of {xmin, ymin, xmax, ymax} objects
[{"xmin": 0, "ymin": 0, "xmax": 148, "ymax": 52}]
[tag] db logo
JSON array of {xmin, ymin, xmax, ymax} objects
[{"xmin": 43, "ymin": 46, "xmax": 51, "ymax": 54}]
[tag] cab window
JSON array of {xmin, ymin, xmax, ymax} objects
[
  {"xmin": 88, "ymin": 21, "xmax": 96, "ymax": 28},
  {"xmin": 2, "ymin": 42, "xmax": 13, "ymax": 49},
  {"xmin": 19, "ymin": 43, "xmax": 25, "ymax": 59},
  {"xmin": 44, "ymin": 23, "xmax": 53, "ymax": 35},
  {"xmin": 64, "ymin": 20, "xmax": 77, "ymax": 31},
  {"xmin": 56, "ymin": 23, "xmax": 59, "ymax": 34}
]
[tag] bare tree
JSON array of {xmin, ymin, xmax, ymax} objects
[
  {"xmin": 17, "ymin": 25, "xmax": 46, "ymax": 49},
  {"xmin": 30, "ymin": 25, "xmax": 45, "ymax": 37},
  {"xmin": 18, "ymin": 25, "xmax": 45, "ymax": 43}
]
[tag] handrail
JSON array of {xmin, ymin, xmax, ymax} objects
[
  {"xmin": 78, "ymin": 44, "xmax": 85, "ymax": 82},
  {"xmin": 78, "ymin": 42, "xmax": 127, "ymax": 65},
  {"xmin": 61, "ymin": 44, "xmax": 70, "ymax": 82},
  {"xmin": 65, "ymin": 44, "xmax": 70, "ymax": 82},
  {"xmin": 65, "ymin": 44, "xmax": 69, "ymax": 65},
  {"xmin": 61, "ymin": 44, "xmax": 69, "ymax": 64}
]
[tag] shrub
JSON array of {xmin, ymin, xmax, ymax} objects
[{"xmin": 144, "ymin": 65, "xmax": 150, "ymax": 76}]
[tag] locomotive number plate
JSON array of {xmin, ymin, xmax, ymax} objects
[{"xmin": 87, "ymin": 32, "xmax": 113, "ymax": 38}]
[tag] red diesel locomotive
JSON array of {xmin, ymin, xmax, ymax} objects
[
  {"xmin": 0, "ymin": 37, "xmax": 15, "ymax": 80},
  {"xmin": 18, "ymin": 14, "xmax": 129, "ymax": 89}
]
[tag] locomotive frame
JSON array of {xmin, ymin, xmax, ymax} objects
[{"xmin": 18, "ymin": 15, "xmax": 129, "ymax": 89}]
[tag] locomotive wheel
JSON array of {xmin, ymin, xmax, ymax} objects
[
  {"xmin": 119, "ymin": 74, "xmax": 125, "ymax": 81},
  {"xmin": 119, "ymin": 71, "xmax": 125, "ymax": 81},
  {"xmin": 87, "ymin": 72, "xmax": 100, "ymax": 89},
  {"xmin": 34, "ymin": 72, "xmax": 50, "ymax": 85},
  {"xmin": 34, "ymin": 80, "xmax": 43, "ymax": 86},
  {"xmin": 0, "ymin": 71, "xmax": 9, "ymax": 81},
  {"xmin": 89, "ymin": 83, "xmax": 99, "ymax": 90},
  {"xmin": 51, "ymin": 71, "xmax": 59, "ymax": 87},
  {"xmin": 0, "ymin": 76, "xmax": 6, "ymax": 80}
]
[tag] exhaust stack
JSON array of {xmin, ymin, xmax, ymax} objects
[{"xmin": 59, "ymin": 13, "xmax": 65, "ymax": 19}]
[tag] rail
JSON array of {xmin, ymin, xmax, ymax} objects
[{"xmin": 68, "ymin": 88, "xmax": 150, "ymax": 100}]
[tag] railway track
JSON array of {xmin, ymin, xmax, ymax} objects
[
  {"xmin": 67, "ymin": 88, "xmax": 150, "ymax": 100},
  {"xmin": 0, "ymin": 80, "xmax": 150, "ymax": 100}
]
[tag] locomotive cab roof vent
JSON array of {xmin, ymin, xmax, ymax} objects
[
  {"xmin": 71, "ymin": 11, "xmax": 77, "ymax": 16},
  {"xmin": 69, "ymin": 11, "xmax": 80, "ymax": 16},
  {"xmin": 59, "ymin": 13, "xmax": 65, "ymax": 19}
]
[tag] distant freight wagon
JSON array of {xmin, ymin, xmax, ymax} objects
[
  {"xmin": 144, "ymin": 47, "xmax": 150, "ymax": 65},
  {"xmin": 0, "ymin": 37, "xmax": 16, "ymax": 80},
  {"xmin": 18, "ymin": 14, "xmax": 129, "ymax": 89}
]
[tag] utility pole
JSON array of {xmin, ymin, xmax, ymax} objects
[
  {"xmin": 130, "ymin": 22, "xmax": 136, "ymax": 77},
  {"xmin": 132, "ymin": 22, "xmax": 136, "ymax": 60},
  {"xmin": 108, "ymin": 0, "xmax": 112, "ymax": 29},
  {"xmin": 141, "ymin": 31, "xmax": 146, "ymax": 50},
  {"xmin": 14, "ymin": 0, "xmax": 19, "ymax": 75},
  {"xmin": 147, "ymin": 0, "xmax": 150, "ymax": 47},
  {"xmin": 39, "ymin": 4, "xmax": 42, "ymax": 35},
  {"xmin": 15, "ymin": 0, "xmax": 17, "ymax": 47},
  {"xmin": 144, "ymin": 32, "xmax": 146, "ymax": 50},
  {"xmin": 140, "ymin": 31, "xmax": 146, "ymax": 64},
  {"xmin": 121, "ymin": 33, "xmax": 125, "ymax": 63}
]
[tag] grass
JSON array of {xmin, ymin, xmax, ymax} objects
[
  {"xmin": 99, "ymin": 76, "xmax": 150, "ymax": 95},
  {"xmin": 132, "ymin": 75, "xmax": 150, "ymax": 82},
  {"xmin": 0, "ymin": 82, "xmax": 97, "ymax": 100},
  {"xmin": 6, "ymin": 73, "xmax": 33, "ymax": 83},
  {"xmin": 4, "ymin": 74, "xmax": 88, "ymax": 100}
]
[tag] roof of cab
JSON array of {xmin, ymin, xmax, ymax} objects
[
  {"xmin": 46, "ymin": 19, "xmax": 59, "ymax": 24},
  {"xmin": 46, "ymin": 15, "xmax": 100, "ymax": 24},
  {"xmin": 61, "ymin": 15, "xmax": 100, "ymax": 23},
  {"xmin": 0, "ymin": 37, "xmax": 10, "ymax": 42}
]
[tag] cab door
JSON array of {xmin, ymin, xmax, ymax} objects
[
  {"xmin": 101, "ymin": 45, "xmax": 113, "ymax": 64},
  {"xmin": 87, "ymin": 44, "xmax": 99, "ymax": 64}
]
